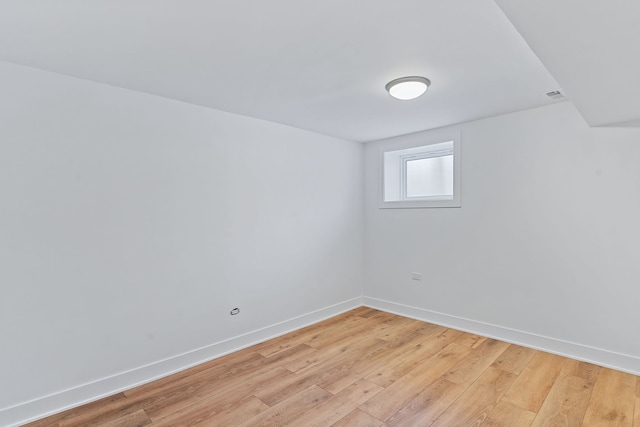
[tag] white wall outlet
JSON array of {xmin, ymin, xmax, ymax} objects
[{"xmin": 411, "ymin": 272, "xmax": 422, "ymax": 281}]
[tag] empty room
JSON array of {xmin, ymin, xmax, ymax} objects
[{"xmin": 2, "ymin": 1, "xmax": 640, "ymax": 426}]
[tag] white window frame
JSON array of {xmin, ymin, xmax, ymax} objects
[
  {"xmin": 400, "ymin": 146, "xmax": 454, "ymax": 201},
  {"xmin": 379, "ymin": 130, "xmax": 461, "ymax": 209}
]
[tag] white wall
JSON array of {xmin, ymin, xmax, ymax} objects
[
  {"xmin": 0, "ymin": 61, "xmax": 363, "ymax": 424},
  {"xmin": 364, "ymin": 102, "xmax": 640, "ymax": 372},
  {"xmin": 5, "ymin": 58, "xmax": 640, "ymax": 425}
]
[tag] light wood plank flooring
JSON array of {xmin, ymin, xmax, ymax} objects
[{"xmin": 24, "ymin": 308, "xmax": 640, "ymax": 426}]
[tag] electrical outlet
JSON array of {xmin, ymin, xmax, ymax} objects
[{"xmin": 411, "ymin": 272, "xmax": 422, "ymax": 281}]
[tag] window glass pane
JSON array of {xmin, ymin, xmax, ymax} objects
[{"xmin": 406, "ymin": 155, "xmax": 453, "ymax": 198}]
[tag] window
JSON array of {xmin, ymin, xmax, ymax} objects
[{"xmin": 379, "ymin": 131, "xmax": 460, "ymax": 208}]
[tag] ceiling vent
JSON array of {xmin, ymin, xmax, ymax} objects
[{"xmin": 545, "ymin": 90, "xmax": 565, "ymax": 100}]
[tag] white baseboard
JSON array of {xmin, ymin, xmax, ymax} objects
[
  {"xmin": 363, "ymin": 296, "xmax": 640, "ymax": 376},
  {"xmin": 1, "ymin": 297, "xmax": 363, "ymax": 427},
  {"xmin": 8, "ymin": 295, "xmax": 638, "ymax": 427}
]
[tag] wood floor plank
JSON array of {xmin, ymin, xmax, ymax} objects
[
  {"xmin": 23, "ymin": 423, "xmax": 58, "ymax": 427},
  {"xmin": 24, "ymin": 308, "xmax": 640, "ymax": 427},
  {"xmin": 255, "ymin": 338, "xmax": 388, "ymax": 407},
  {"xmin": 263, "ymin": 343, "xmax": 318, "ymax": 365},
  {"xmin": 442, "ymin": 338, "xmax": 510, "ymax": 386},
  {"xmin": 98, "ymin": 409, "xmax": 152, "ymax": 427},
  {"xmin": 357, "ymin": 319, "xmax": 413, "ymax": 343},
  {"xmin": 282, "ymin": 331, "xmax": 382, "ymax": 374},
  {"xmin": 384, "ymin": 378, "xmax": 466, "ymax": 426},
  {"xmin": 413, "ymin": 322, "xmax": 447, "ymax": 337},
  {"xmin": 189, "ymin": 396, "xmax": 269, "ymax": 427},
  {"xmin": 120, "ymin": 348, "xmax": 273, "ymax": 418},
  {"xmin": 23, "ymin": 394, "xmax": 130, "ymax": 427},
  {"xmin": 382, "ymin": 318, "xmax": 441, "ymax": 341},
  {"xmin": 303, "ymin": 315, "xmax": 375, "ymax": 349},
  {"xmin": 349, "ymin": 306, "xmax": 379, "ymax": 317},
  {"xmin": 239, "ymin": 385, "xmax": 331, "ymax": 427},
  {"xmin": 359, "ymin": 342, "xmax": 471, "ymax": 421},
  {"xmin": 482, "ymin": 401, "xmax": 536, "ymax": 427},
  {"xmin": 364, "ymin": 328, "xmax": 463, "ymax": 388},
  {"xmin": 501, "ymin": 351, "xmax": 567, "ymax": 412},
  {"xmin": 490, "ymin": 343, "xmax": 536, "ymax": 375},
  {"xmin": 582, "ymin": 368, "xmax": 636, "ymax": 426},
  {"xmin": 335, "ymin": 378, "xmax": 385, "ymax": 404},
  {"xmin": 430, "ymin": 367, "xmax": 517, "ymax": 427},
  {"xmin": 58, "ymin": 402, "xmax": 150, "ymax": 427},
  {"xmin": 369, "ymin": 311, "xmax": 404, "ymax": 322},
  {"xmin": 145, "ymin": 365, "xmax": 293, "ymax": 420},
  {"xmin": 285, "ymin": 379, "xmax": 383, "ymax": 427},
  {"xmin": 312, "ymin": 342, "xmax": 396, "ymax": 376},
  {"xmin": 530, "ymin": 375, "xmax": 594, "ymax": 427},
  {"xmin": 285, "ymin": 397, "xmax": 357, "ymax": 427},
  {"xmin": 55, "ymin": 406, "xmax": 145, "ymax": 427},
  {"xmin": 561, "ymin": 359, "xmax": 601, "ymax": 384},
  {"xmin": 123, "ymin": 350, "xmax": 263, "ymax": 398},
  {"xmin": 150, "ymin": 394, "xmax": 267, "ymax": 427},
  {"xmin": 322, "ymin": 332, "xmax": 430, "ymax": 394},
  {"xmin": 634, "ymin": 377, "xmax": 640, "ymax": 427},
  {"xmin": 250, "ymin": 312, "xmax": 360, "ymax": 357},
  {"xmin": 457, "ymin": 332, "xmax": 488, "ymax": 349},
  {"xmin": 528, "ymin": 359, "xmax": 600, "ymax": 427},
  {"xmin": 331, "ymin": 409, "xmax": 383, "ymax": 427}
]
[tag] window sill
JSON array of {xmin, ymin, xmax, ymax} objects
[{"xmin": 378, "ymin": 198, "xmax": 461, "ymax": 209}]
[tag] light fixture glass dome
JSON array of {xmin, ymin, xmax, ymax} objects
[{"xmin": 385, "ymin": 76, "xmax": 431, "ymax": 100}]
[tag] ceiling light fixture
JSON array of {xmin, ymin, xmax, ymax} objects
[{"xmin": 385, "ymin": 76, "xmax": 431, "ymax": 100}]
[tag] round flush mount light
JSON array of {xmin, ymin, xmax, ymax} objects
[{"xmin": 385, "ymin": 76, "xmax": 431, "ymax": 100}]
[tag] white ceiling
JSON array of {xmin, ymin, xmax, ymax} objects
[
  {"xmin": 495, "ymin": 0, "xmax": 640, "ymax": 128},
  {"xmin": 0, "ymin": 1, "xmax": 566, "ymax": 142}
]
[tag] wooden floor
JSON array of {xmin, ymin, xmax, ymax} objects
[{"xmin": 25, "ymin": 308, "xmax": 640, "ymax": 427}]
